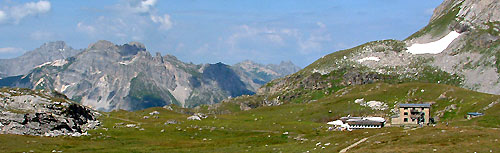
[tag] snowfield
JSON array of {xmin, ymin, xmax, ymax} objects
[
  {"xmin": 35, "ymin": 62, "xmax": 52, "ymax": 68},
  {"xmin": 357, "ymin": 57, "xmax": 380, "ymax": 63},
  {"xmin": 119, "ymin": 56, "xmax": 138, "ymax": 65},
  {"xmin": 51, "ymin": 59, "xmax": 68, "ymax": 67},
  {"xmin": 407, "ymin": 31, "xmax": 461, "ymax": 54}
]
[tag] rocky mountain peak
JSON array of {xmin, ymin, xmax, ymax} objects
[
  {"xmin": 40, "ymin": 41, "xmax": 68, "ymax": 50},
  {"xmin": 128, "ymin": 41, "xmax": 146, "ymax": 50},
  {"xmin": 277, "ymin": 60, "xmax": 300, "ymax": 71},
  {"xmin": 88, "ymin": 40, "xmax": 117, "ymax": 50},
  {"xmin": 0, "ymin": 41, "xmax": 81, "ymax": 77},
  {"xmin": 430, "ymin": 0, "xmax": 499, "ymax": 29},
  {"xmin": 117, "ymin": 43, "xmax": 146, "ymax": 56},
  {"xmin": 240, "ymin": 60, "xmax": 258, "ymax": 65},
  {"xmin": 85, "ymin": 40, "xmax": 148, "ymax": 57}
]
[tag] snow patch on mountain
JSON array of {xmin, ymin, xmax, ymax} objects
[
  {"xmin": 50, "ymin": 59, "xmax": 68, "ymax": 67},
  {"xmin": 35, "ymin": 59, "xmax": 68, "ymax": 68},
  {"xmin": 357, "ymin": 57, "xmax": 380, "ymax": 63},
  {"xmin": 35, "ymin": 62, "xmax": 52, "ymax": 68},
  {"xmin": 407, "ymin": 31, "xmax": 461, "ymax": 54},
  {"xmin": 119, "ymin": 56, "xmax": 138, "ymax": 65}
]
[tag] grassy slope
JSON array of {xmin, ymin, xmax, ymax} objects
[
  {"xmin": 405, "ymin": 1, "xmax": 462, "ymax": 40},
  {"xmin": 1, "ymin": 83, "xmax": 499, "ymax": 152}
]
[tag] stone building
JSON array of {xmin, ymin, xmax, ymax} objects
[{"xmin": 391, "ymin": 103, "xmax": 431, "ymax": 125}]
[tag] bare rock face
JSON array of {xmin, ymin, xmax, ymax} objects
[
  {"xmin": 0, "ymin": 88, "xmax": 99, "ymax": 136},
  {"xmin": 88, "ymin": 40, "xmax": 118, "ymax": 50},
  {"xmin": 431, "ymin": 0, "xmax": 500, "ymax": 26}
]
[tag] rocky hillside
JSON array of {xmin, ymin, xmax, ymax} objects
[
  {"xmin": 232, "ymin": 60, "xmax": 301, "ymax": 91},
  {"xmin": 0, "ymin": 88, "xmax": 99, "ymax": 137},
  {"xmin": 224, "ymin": 0, "xmax": 500, "ymax": 109},
  {"xmin": 0, "ymin": 41, "xmax": 82, "ymax": 78},
  {"xmin": 0, "ymin": 40, "xmax": 281, "ymax": 111}
]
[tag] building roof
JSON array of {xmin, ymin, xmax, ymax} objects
[
  {"xmin": 340, "ymin": 117, "xmax": 385, "ymax": 123},
  {"xmin": 467, "ymin": 112, "xmax": 484, "ymax": 116},
  {"xmin": 399, "ymin": 103, "xmax": 431, "ymax": 108},
  {"xmin": 346, "ymin": 120, "xmax": 384, "ymax": 126}
]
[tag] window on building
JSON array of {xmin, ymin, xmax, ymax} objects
[
  {"xmin": 404, "ymin": 112, "xmax": 408, "ymax": 115},
  {"xmin": 404, "ymin": 118, "xmax": 408, "ymax": 122}
]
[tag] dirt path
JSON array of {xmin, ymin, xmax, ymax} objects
[
  {"xmin": 339, "ymin": 132, "xmax": 387, "ymax": 153},
  {"xmin": 339, "ymin": 137, "xmax": 369, "ymax": 153}
]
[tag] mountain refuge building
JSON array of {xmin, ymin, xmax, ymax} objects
[{"xmin": 391, "ymin": 103, "xmax": 431, "ymax": 126}]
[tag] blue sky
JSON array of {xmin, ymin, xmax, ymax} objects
[{"xmin": 0, "ymin": 0, "xmax": 442, "ymax": 67}]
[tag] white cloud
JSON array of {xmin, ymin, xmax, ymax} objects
[
  {"xmin": 124, "ymin": 0, "xmax": 157, "ymax": 14},
  {"xmin": 226, "ymin": 24, "xmax": 332, "ymax": 55},
  {"xmin": 76, "ymin": 16, "xmax": 149, "ymax": 41},
  {"xmin": 77, "ymin": 22, "xmax": 96, "ymax": 34},
  {"xmin": 0, "ymin": 10, "xmax": 6, "ymax": 23},
  {"xmin": 0, "ymin": 47, "xmax": 24, "ymax": 54},
  {"xmin": 109, "ymin": 0, "xmax": 173, "ymax": 30},
  {"xmin": 137, "ymin": 0, "xmax": 157, "ymax": 13},
  {"xmin": 298, "ymin": 34, "xmax": 331, "ymax": 54},
  {"xmin": 226, "ymin": 25, "xmax": 290, "ymax": 48},
  {"xmin": 9, "ymin": 0, "xmax": 51, "ymax": 24},
  {"xmin": 150, "ymin": 14, "xmax": 173, "ymax": 30},
  {"xmin": 297, "ymin": 22, "xmax": 331, "ymax": 54}
]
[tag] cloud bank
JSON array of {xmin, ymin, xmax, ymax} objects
[
  {"xmin": 77, "ymin": 0, "xmax": 173, "ymax": 40},
  {"xmin": 0, "ymin": 47, "xmax": 24, "ymax": 54},
  {"xmin": 0, "ymin": 1, "xmax": 51, "ymax": 24}
]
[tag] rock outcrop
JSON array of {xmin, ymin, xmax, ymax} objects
[{"xmin": 0, "ymin": 88, "xmax": 99, "ymax": 136}]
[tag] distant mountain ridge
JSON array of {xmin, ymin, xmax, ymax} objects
[
  {"xmin": 0, "ymin": 41, "xmax": 82, "ymax": 78},
  {"xmin": 232, "ymin": 60, "xmax": 301, "ymax": 91},
  {"xmin": 0, "ymin": 40, "xmax": 300, "ymax": 111}
]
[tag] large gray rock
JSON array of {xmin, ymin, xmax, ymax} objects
[{"xmin": 0, "ymin": 88, "xmax": 99, "ymax": 136}]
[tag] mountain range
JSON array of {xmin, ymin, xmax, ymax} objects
[{"xmin": 0, "ymin": 40, "xmax": 300, "ymax": 111}]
